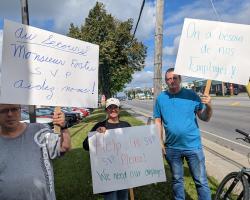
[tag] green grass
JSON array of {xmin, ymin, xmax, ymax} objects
[{"xmin": 53, "ymin": 108, "xmax": 218, "ymax": 200}]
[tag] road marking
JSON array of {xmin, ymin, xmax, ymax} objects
[
  {"xmin": 230, "ymin": 102, "xmax": 240, "ymax": 106},
  {"xmin": 122, "ymin": 103, "xmax": 152, "ymax": 117},
  {"xmin": 124, "ymin": 101, "xmax": 250, "ymax": 150},
  {"xmin": 201, "ymin": 129, "xmax": 250, "ymax": 150}
]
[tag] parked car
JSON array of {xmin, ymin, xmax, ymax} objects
[
  {"xmin": 233, "ymin": 88, "xmax": 239, "ymax": 95},
  {"xmin": 36, "ymin": 107, "xmax": 78, "ymax": 128},
  {"xmin": 72, "ymin": 107, "xmax": 90, "ymax": 117},
  {"xmin": 21, "ymin": 110, "xmax": 53, "ymax": 128},
  {"xmin": 225, "ymin": 87, "xmax": 239, "ymax": 95},
  {"xmin": 146, "ymin": 95, "xmax": 153, "ymax": 99},
  {"xmin": 61, "ymin": 107, "xmax": 82, "ymax": 122},
  {"xmin": 117, "ymin": 96, "xmax": 126, "ymax": 101}
]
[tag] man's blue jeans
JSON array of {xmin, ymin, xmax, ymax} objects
[
  {"xmin": 165, "ymin": 148, "xmax": 211, "ymax": 200},
  {"xmin": 104, "ymin": 189, "xmax": 128, "ymax": 200}
]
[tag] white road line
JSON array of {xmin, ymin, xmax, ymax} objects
[
  {"xmin": 201, "ymin": 129, "xmax": 250, "ymax": 150},
  {"xmin": 124, "ymin": 102, "xmax": 250, "ymax": 150},
  {"xmin": 122, "ymin": 104, "xmax": 152, "ymax": 117}
]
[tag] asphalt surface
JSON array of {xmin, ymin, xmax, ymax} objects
[
  {"xmin": 122, "ymin": 94, "xmax": 250, "ymax": 156},
  {"xmin": 123, "ymin": 102, "xmax": 250, "ymax": 182}
]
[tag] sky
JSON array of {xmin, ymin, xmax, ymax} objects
[{"xmin": 1, "ymin": 0, "xmax": 250, "ymax": 89}]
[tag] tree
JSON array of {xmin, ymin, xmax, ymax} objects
[{"xmin": 68, "ymin": 2, "xmax": 147, "ymax": 98}]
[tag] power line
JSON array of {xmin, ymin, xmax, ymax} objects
[
  {"xmin": 209, "ymin": 0, "xmax": 222, "ymax": 21},
  {"xmin": 132, "ymin": 0, "xmax": 145, "ymax": 40}
]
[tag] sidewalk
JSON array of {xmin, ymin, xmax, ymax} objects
[
  {"xmin": 203, "ymin": 138, "xmax": 249, "ymax": 182},
  {"xmin": 125, "ymin": 106, "xmax": 249, "ymax": 182}
]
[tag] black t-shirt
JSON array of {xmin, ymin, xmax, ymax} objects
[{"xmin": 82, "ymin": 120, "xmax": 131, "ymax": 150}]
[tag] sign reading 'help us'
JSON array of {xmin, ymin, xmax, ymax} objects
[{"xmin": 88, "ymin": 125, "xmax": 166, "ymax": 194}]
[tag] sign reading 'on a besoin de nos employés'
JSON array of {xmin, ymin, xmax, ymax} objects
[
  {"xmin": 0, "ymin": 19, "xmax": 99, "ymax": 107},
  {"xmin": 88, "ymin": 125, "xmax": 166, "ymax": 194},
  {"xmin": 175, "ymin": 18, "xmax": 250, "ymax": 85}
]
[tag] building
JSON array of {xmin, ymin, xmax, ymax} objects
[{"xmin": 193, "ymin": 80, "xmax": 245, "ymax": 95}]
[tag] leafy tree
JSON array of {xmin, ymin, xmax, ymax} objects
[{"xmin": 68, "ymin": 2, "xmax": 147, "ymax": 98}]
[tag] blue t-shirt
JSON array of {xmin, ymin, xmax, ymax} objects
[{"xmin": 154, "ymin": 88, "xmax": 204, "ymax": 150}]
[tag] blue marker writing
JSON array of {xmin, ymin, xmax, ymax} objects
[
  {"xmin": 15, "ymin": 27, "xmax": 37, "ymax": 40},
  {"xmin": 50, "ymin": 69, "xmax": 59, "ymax": 77},
  {"xmin": 186, "ymin": 22, "xmax": 200, "ymax": 40},
  {"xmin": 31, "ymin": 67, "xmax": 42, "ymax": 75},
  {"xmin": 65, "ymin": 72, "xmax": 71, "ymax": 78},
  {"xmin": 11, "ymin": 43, "xmax": 66, "ymax": 66},
  {"xmin": 96, "ymin": 170, "xmax": 110, "ymax": 182},
  {"xmin": 61, "ymin": 82, "xmax": 96, "ymax": 94},
  {"xmin": 13, "ymin": 79, "xmax": 55, "ymax": 100},
  {"xmin": 41, "ymin": 35, "xmax": 90, "ymax": 56},
  {"xmin": 71, "ymin": 59, "xmax": 96, "ymax": 71}
]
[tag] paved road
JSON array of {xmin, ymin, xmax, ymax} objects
[{"xmin": 122, "ymin": 94, "xmax": 250, "ymax": 156}]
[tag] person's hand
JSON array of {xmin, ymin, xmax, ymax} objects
[
  {"xmin": 161, "ymin": 143, "xmax": 166, "ymax": 156},
  {"xmin": 53, "ymin": 111, "xmax": 65, "ymax": 128},
  {"xmin": 201, "ymin": 94, "xmax": 211, "ymax": 105},
  {"xmin": 162, "ymin": 148, "xmax": 166, "ymax": 157},
  {"xmin": 96, "ymin": 127, "xmax": 106, "ymax": 134}
]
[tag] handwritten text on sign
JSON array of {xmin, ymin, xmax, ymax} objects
[
  {"xmin": 0, "ymin": 19, "xmax": 99, "ymax": 107},
  {"xmin": 88, "ymin": 125, "xmax": 166, "ymax": 194},
  {"xmin": 175, "ymin": 18, "xmax": 250, "ymax": 85}
]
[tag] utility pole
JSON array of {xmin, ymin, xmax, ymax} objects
[
  {"xmin": 20, "ymin": 0, "xmax": 29, "ymax": 24},
  {"xmin": 246, "ymin": 80, "xmax": 250, "ymax": 98},
  {"xmin": 221, "ymin": 82, "xmax": 225, "ymax": 96},
  {"xmin": 20, "ymin": 0, "xmax": 36, "ymax": 122},
  {"xmin": 153, "ymin": 0, "xmax": 164, "ymax": 104}
]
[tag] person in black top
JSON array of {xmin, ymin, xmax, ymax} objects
[{"xmin": 83, "ymin": 98, "xmax": 131, "ymax": 200}]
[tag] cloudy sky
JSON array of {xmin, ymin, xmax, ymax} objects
[{"xmin": 1, "ymin": 0, "xmax": 250, "ymax": 88}]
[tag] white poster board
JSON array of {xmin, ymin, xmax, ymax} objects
[
  {"xmin": 175, "ymin": 18, "xmax": 250, "ymax": 85},
  {"xmin": 88, "ymin": 125, "xmax": 166, "ymax": 194},
  {"xmin": 0, "ymin": 19, "xmax": 99, "ymax": 107}
]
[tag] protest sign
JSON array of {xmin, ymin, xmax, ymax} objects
[
  {"xmin": 88, "ymin": 125, "xmax": 166, "ymax": 194},
  {"xmin": 0, "ymin": 19, "xmax": 99, "ymax": 107},
  {"xmin": 175, "ymin": 18, "xmax": 250, "ymax": 85}
]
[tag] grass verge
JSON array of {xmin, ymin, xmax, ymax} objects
[{"xmin": 54, "ymin": 108, "xmax": 218, "ymax": 200}]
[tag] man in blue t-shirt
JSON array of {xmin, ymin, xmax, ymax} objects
[{"xmin": 154, "ymin": 68, "xmax": 212, "ymax": 200}]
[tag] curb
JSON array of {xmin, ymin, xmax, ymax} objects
[{"xmin": 202, "ymin": 137, "xmax": 249, "ymax": 182}]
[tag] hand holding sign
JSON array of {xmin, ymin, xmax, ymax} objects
[
  {"xmin": 204, "ymin": 80, "xmax": 212, "ymax": 95},
  {"xmin": 88, "ymin": 125, "xmax": 166, "ymax": 194},
  {"xmin": 53, "ymin": 106, "xmax": 62, "ymax": 134}
]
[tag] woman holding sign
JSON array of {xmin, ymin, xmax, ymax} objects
[{"xmin": 83, "ymin": 98, "xmax": 131, "ymax": 200}]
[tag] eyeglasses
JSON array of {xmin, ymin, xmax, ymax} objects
[
  {"xmin": 107, "ymin": 105, "xmax": 119, "ymax": 110},
  {"xmin": 0, "ymin": 107, "xmax": 21, "ymax": 115},
  {"xmin": 166, "ymin": 76, "xmax": 179, "ymax": 82}
]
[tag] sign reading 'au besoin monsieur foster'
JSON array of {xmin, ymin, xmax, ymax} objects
[{"xmin": 1, "ymin": 19, "xmax": 99, "ymax": 107}]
